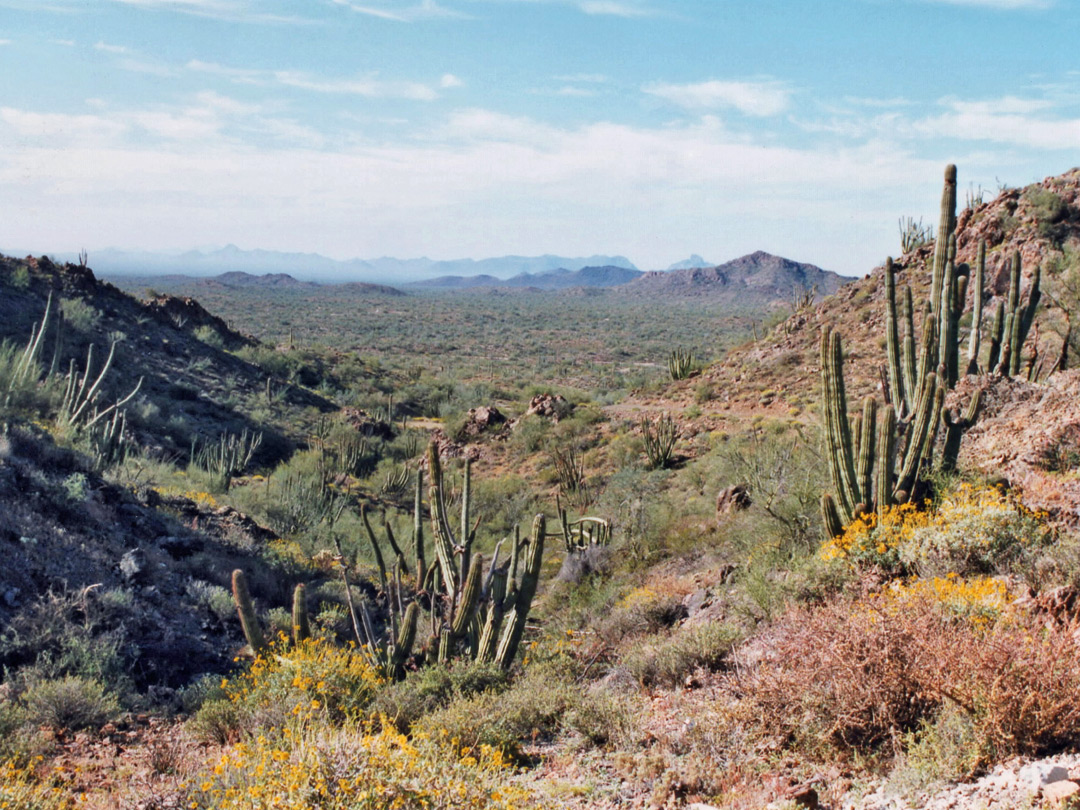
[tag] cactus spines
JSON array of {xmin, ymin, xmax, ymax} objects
[
  {"xmin": 821, "ymin": 493, "xmax": 844, "ymax": 540},
  {"xmin": 987, "ymin": 299, "xmax": 1005, "ymax": 371},
  {"xmin": 291, "ymin": 583, "xmax": 310, "ymax": 644},
  {"xmin": 901, "ymin": 285, "xmax": 918, "ymax": 416},
  {"xmin": 495, "ymin": 514, "xmax": 545, "ymax": 670},
  {"xmin": 232, "ymin": 569, "xmax": 267, "ymax": 655}
]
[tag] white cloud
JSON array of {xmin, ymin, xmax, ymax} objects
[
  {"xmin": 331, "ymin": 0, "xmax": 470, "ymax": 21},
  {"xmin": 579, "ymin": 1, "xmax": 652, "ymax": 16},
  {"xmin": 919, "ymin": 0, "xmax": 1051, "ymax": 8},
  {"xmin": 643, "ymin": 79, "xmax": 792, "ymax": 116},
  {"xmin": 911, "ymin": 97, "xmax": 1080, "ymax": 150},
  {"xmin": 185, "ymin": 59, "xmax": 449, "ymax": 101},
  {"xmin": 0, "ymin": 39, "xmax": 11, "ymax": 45},
  {"xmin": 50, "ymin": 38, "xmax": 76, "ymax": 46},
  {"xmin": 553, "ymin": 73, "xmax": 609, "ymax": 83},
  {"xmin": 94, "ymin": 41, "xmax": 130, "ymax": 54}
]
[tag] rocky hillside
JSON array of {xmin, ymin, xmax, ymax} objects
[
  {"xmin": 670, "ymin": 169, "xmax": 1080, "ymax": 416},
  {"xmin": 619, "ymin": 250, "xmax": 850, "ymax": 304},
  {"xmin": 0, "ymin": 254, "xmax": 338, "ymax": 462}
]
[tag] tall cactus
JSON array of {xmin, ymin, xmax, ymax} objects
[
  {"xmin": 232, "ymin": 569, "xmax": 267, "ymax": 655},
  {"xmin": 821, "ymin": 165, "xmax": 1003, "ymax": 536},
  {"xmin": 291, "ymin": 583, "xmax": 310, "ymax": 644}
]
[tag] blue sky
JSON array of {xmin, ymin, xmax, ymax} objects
[{"xmin": 0, "ymin": 0, "xmax": 1077, "ymax": 275}]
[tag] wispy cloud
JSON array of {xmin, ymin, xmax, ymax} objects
[
  {"xmin": 50, "ymin": 38, "xmax": 76, "ymax": 46},
  {"xmin": 643, "ymin": 78, "xmax": 792, "ymax": 116},
  {"xmin": 910, "ymin": 96, "xmax": 1079, "ymax": 149},
  {"xmin": 919, "ymin": 0, "xmax": 1052, "ymax": 8},
  {"xmin": 94, "ymin": 41, "xmax": 130, "ymax": 54},
  {"xmin": 578, "ymin": 1, "xmax": 653, "ymax": 16},
  {"xmin": 0, "ymin": 38, "xmax": 11, "ymax": 45},
  {"xmin": 331, "ymin": 0, "xmax": 471, "ymax": 22},
  {"xmin": 553, "ymin": 73, "xmax": 609, "ymax": 84},
  {"xmin": 186, "ymin": 59, "xmax": 454, "ymax": 100}
]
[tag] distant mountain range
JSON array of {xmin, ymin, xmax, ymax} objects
[
  {"xmin": 413, "ymin": 264, "xmax": 644, "ymax": 290},
  {"xmin": 27, "ymin": 245, "xmax": 639, "ymax": 285}
]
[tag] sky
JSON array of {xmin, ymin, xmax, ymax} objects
[{"xmin": 0, "ymin": 0, "xmax": 1077, "ymax": 276}]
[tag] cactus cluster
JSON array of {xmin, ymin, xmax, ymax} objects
[
  {"xmin": 822, "ymin": 165, "xmax": 1041, "ymax": 535},
  {"xmin": 668, "ymin": 348, "xmax": 695, "ymax": 381}
]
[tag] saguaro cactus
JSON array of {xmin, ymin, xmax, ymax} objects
[{"xmin": 232, "ymin": 569, "xmax": 267, "ymax": 655}]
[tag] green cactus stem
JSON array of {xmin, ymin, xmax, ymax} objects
[
  {"xmin": 966, "ymin": 241, "xmax": 986, "ymax": 375},
  {"xmin": 821, "ymin": 493, "xmax": 844, "ymax": 540},
  {"xmin": 495, "ymin": 514, "xmax": 545, "ymax": 670},
  {"xmin": 232, "ymin": 569, "xmax": 267, "ymax": 655},
  {"xmin": 930, "ymin": 164, "xmax": 957, "ymax": 320},
  {"xmin": 291, "ymin": 583, "xmax": 310, "ymax": 644},
  {"xmin": 451, "ymin": 553, "xmax": 484, "ymax": 639}
]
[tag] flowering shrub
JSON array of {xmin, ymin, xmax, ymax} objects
[
  {"xmin": 881, "ymin": 574, "xmax": 1015, "ymax": 625},
  {"xmin": 0, "ymin": 759, "xmax": 70, "ymax": 810},
  {"xmin": 820, "ymin": 485, "xmax": 1050, "ymax": 577},
  {"xmin": 193, "ymin": 638, "xmax": 384, "ymax": 741},
  {"xmin": 188, "ymin": 722, "xmax": 531, "ymax": 809}
]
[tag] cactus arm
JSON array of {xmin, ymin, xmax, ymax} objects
[
  {"xmin": 966, "ymin": 241, "xmax": 985, "ymax": 375},
  {"xmin": 477, "ymin": 566, "xmax": 508, "ymax": 663},
  {"xmin": 986, "ymin": 300, "xmax": 1005, "ymax": 372},
  {"xmin": 901, "ymin": 286, "xmax": 918, "ymax": 416},
  {"xmin": 451, "ymin": 553, "xmax": 484, "ymax": 638},
  {"xmin": 426, "ymin": 442, "xmax": 460, "ymax": 594},
  {"xmin": 459, "ymin": 458, "xmax": 472, "ymax": 585},
  {"xmin": 821, "ymin": 493, "xmax": 845, "ymax": 540},
  {"xmin": 232, "ymin": 569, "xmax": 267, "ymax": 655},
  {"xmin": 821, "ymin": 328, "xmax": 860, "ymax": 522},
  {"xmin": 884, "ymin": 258, "xmax": 906, "ymax": 411},
  {"xmin": 413, "ymin": 468, "xmax": 426, "ymax": 586},
  {"xmin": 894, "ymin": 372, "xmax": 939, "ymax": 500},
  {"xmin": 495, "ymin": 515, "xmax": 545, "ymax": 670},
  {"xmin": 291, "ymin": 583, "xmax": 310, "ymax": 644},
  {"xmin": 930, "ymin": 164, "xmax": 957, "ymax": 320},
  {"xmin": 856, "ymin": 396, "xmax": 877, "ymax": 515},
  {"xmin": 876, "ymin": 405, "xmax": 896, "ymax": 513},
  {"xmin": 938, "ymin": 236, "xmax": 958, "ymax": 384},
  {"xmin": 361, "ymin": 504, "xmax": 389, "ymax": 594}
]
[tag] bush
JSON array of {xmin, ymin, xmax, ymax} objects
[
  {"xmin": 746, "ymin": 583, "xmax": 1080, "ymax": 763},
  {"xmin": 621, "ymin": 621, "xmax": 740, "ymax": 688},
  {"xmin": 21, "ymin": 676, "xmax": 120, "ymax": 731},
  {"xmin": 821, "ymin": 484, "xmax": 1051, "ymax": 579}
]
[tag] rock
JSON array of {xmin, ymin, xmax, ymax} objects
[
  {"xmin": 120, "ymin": 548, "xmax": 150, "ymax": 583},
  {"xmin": 1043, "ymin": 780, "xmax": 1080, "ymax": 806},
  {"xmin": 716, "ymin": 484, "xmax": 752, "ymax": 518},
  {"xmin": 683, "ymin": 588, "xmax": 711, "ymax": 618},
  {"xmin": 784, "ymin": 782, "xmax": 820, "ymax": 809},
  {"xmin": 461, "ymin": 405, "xmax": 506, "ymax": 436},
  {"xmin": 157, "ymin": 534, "xmax": 202, "ymax": 559},
  {"xmin": 524, "ymin": 393, "xmax": 570, "ymax": 421},
  {"xmin": 1019, "ymin": 762, "xmax": 1069, "ymax": 794}
]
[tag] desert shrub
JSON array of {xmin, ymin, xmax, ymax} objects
[
  {"xmin": 59, "ymin": 297, "xmax": 101, "ymax": 332},
  {"xmin": 193, "ymin": 324, "xmax": 225, "ymax": 349},
  {"xmin": 887, "ymin": 703, "xmax": 987, "ymax": 794},
  {"xmin": 186, "ymin": 721, "xmax": 530, "ymax": 810},
  {"xmin": 621, "ymin": 621, "xmax": 740, "ymax": 688},
  {"xmin": 195, "ymin": 638, "xmax": 384, "ymax": 741},
  {"xmin": 1026, "ymin": 187, "xmax": 1069, "ymax": 243},
  {"xmin": 0, "ymin": 759, "xmax": 70, "ymax": 810},
  {"xmin": 821, "ymin": 484, "xmax": 1051, "ymax": 579},
  {"xmin": 598, "ymin": 586, "xmax": 686, "ymax": 643},
  {"xmin": 21, "ymin": 676, "xmax": 120, "ymax": 731},
  {"xmin": 747, "ymin": 582, "xmax": 1080, "ymax": 763},
  {"xmin": 566, "ymin": 685, "xmax": 643, "ymax": 750}
]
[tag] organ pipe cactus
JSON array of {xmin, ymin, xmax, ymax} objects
[
  {"xmin": 291, "ymin": 583, "xmax": 310, "ymax": 644},
  {"xmin": 351, "ymin": 442, "xmax": 563, "ymax": 675},
  {"xmin": 821, "ymin": 165, "xmax": 1014, "ymax": 536},
  {"xmin": 231, "ymin": 569, "xmax": 267, "ymax": 655}
]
